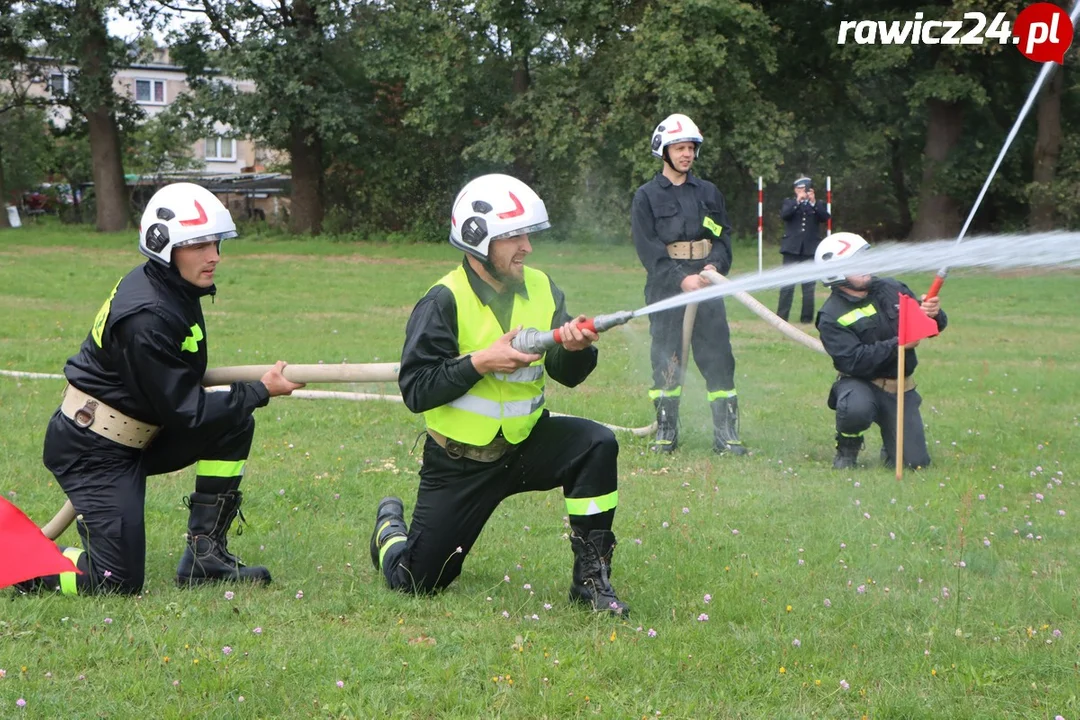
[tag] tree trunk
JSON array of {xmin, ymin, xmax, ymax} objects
[
  {"xmin": 887, "ymin": 137, "xmax": 912, "ymax": 238},
  {"xmin": 0, "ymin": 139, "xmax": 10, "ymax": 229},
  {"xmin": 1030, "ymin": 65, "xmax": 1063, "ymax": 231},
  {"xmin": 77, "ymin": 0, "xmax": 128, "ymax": 232},
  {"xmin": 910, "ymin": 99, "xmax": 964, "ymax": 240},
  {"xmin": 288, "ymin": 123, "xmax": 324, "ymax": 234}
]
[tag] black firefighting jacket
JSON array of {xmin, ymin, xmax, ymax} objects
[
  {"xmin": 631, "ymin": 172, "xmax": 733, "ymax": 299},
  {"xmin": 815, "ymin": 277, "xmax": 948, "ymax": 380},
  {"xmin": 64, "ymin": 261, "xmax": 268, "ymax": 432}
]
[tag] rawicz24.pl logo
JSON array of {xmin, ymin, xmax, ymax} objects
[{"xmin": 837, "ymin": 2, "xmax": 1075, "ymax": 63}]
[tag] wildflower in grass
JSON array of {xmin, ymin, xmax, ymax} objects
[
  {"xmin": 857, "ymin": 585, "xmax": 866, "ymax": 594},
  {"xmin": 17, "ymin": 698, "xmax": 26, "ymax": 707},
  {"xmin": 336, "ymin": 680, "xmax": 344, "ymax": 688},
  {"xmin": 697, "ymin": 613, "xmax": 709, "ymax": 622},
  {"xmin": 222, "ymin": 646, "xmax": 232, "ymax": 656},
  {"xmin": 941, "ymin": 587, "xmax": 950, "ymax": 599},
  {"xmin": 173, "ymin": 680, "xmax": 179, "ymax": 687},
  {"xmin": 104, "ymin": 618, "xmax": 113, "ymax": 625},
  {"xmin": 798, "ymin": 559, "xmax": 805, "ymax": 566},
  {"xmin": 253, "ymin": 627, "xmax": 262, "ymax": 635},
  {"xmin": 682, "ymin": 507, "xmax": 689, "ymax": 514},
  {"xmin": 634, "ymin": 538, "xmax": 642, "ymax": 545},
  {"xmin": 501, "ymin": 611, "xmax": 509, "ymax": 618},
  {"xmin": 523, "ymin": 583, "xmax": 531, "ymax": 590},
  {"xmin": 278, "ymin": 489, "xmax": 285, "ymax": 495},
  {"xmin": 103, "ymin": 570, "xmax": 112, "ymax": 579},
  {"xmin": 1059, "ymin": 510, "xmax": 1066, "ymax": 516},
  {"xmin": 662, "ymin": 522, "xmax": 670, "ymax": 529},
  {"xmin": 978, "ymin": 494, "xmax": 986, "ymax": 501},
  {"xmin": 786, "ymin": 605, "xmax": 792, "ymax": 613},
  {"xmin": 840, "ymin": 680, "xmax": 850, "ymax": 691},
  {"xmin": 779, "ymin": 666, "xmax": 786, "ymax": 674},
  {"xmin": 0, "ymin": 669, "xmax": 5, "ymax": 677},
  {"xmin": 704, "ymin": 594, "xmax": 712, "ymax": 604},
  {"xmin": 504, "ymin": 575, "xmax": 510, "ymax": 583},
  {"xmin": 455, "ymin": 546, "xmax": 463, "ymax": 554},
  {"xmin": 543, "ymin": 603, "xmax": 552, "ymax": 610},
  {"xmin": 1053, "ymin": 629, "xmax": 1062, "ymax": 638},
  {"xmin": 984, "ymin": 538, "xmax": 991, "ymax": 547},
  {"xmin": 648, "ymin": 629, "xmax": 657, "ymax": 637},
  {"xmin": 238, "ymin": 696, "xmax": 245, "ymax": 702},
  {"xmin": 295, "ymin": 590, "xmax": 304, "ymax": 600},
  {"xmin": 225, "ymin": 591, "xmax": 234, "ymax": 600},
  {"xmin": 823, "ymin": 598, "xmax": 831, "ymax": 608},
  {"xmin": 792, "ymin": 638, "xmax": 801, "ymax": 648},
  {"xmin": 731, "ymin": 529, "xmax": 739, "ymax": 535}
]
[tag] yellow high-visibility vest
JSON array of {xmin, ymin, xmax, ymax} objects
[{"xmin": 424, "ymin": 265, "xmax": 554, "ymax": 445}]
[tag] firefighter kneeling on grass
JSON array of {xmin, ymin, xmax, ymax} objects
[
  {"xmin": 369, "ymin": 174, "xmax": 628, "ymax": 615},
  {"xmin": 17, "ymin": 183, "xmax": 302, "ymax": 597},
  {"xmin": 814, "ymin": 233, "xmax": 947, "ymax": 470}
]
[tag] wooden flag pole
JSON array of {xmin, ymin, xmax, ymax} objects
[{"xmin": 895, "ymin": 343, "xmax": 906, "ymax": 480}]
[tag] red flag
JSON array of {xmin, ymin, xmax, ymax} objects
[
  {"xmin": 898, "ymin": 292, "xmax": 939, "ymax": 345},
  {"xmin": 0, "ymin": 497, "xmax": 80, "ymax": 589}
]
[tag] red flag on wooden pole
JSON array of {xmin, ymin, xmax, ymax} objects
[
  {"xmin": 895, "ymin": 293, "xmax": 939, "ymax": 479},
  {"xmin": 0, "ymin": 497, "xmax": 80, "ymax": 589},
  {"xmin": 898, "ymin": 293, "xmax": 939, "ymax": 346}
]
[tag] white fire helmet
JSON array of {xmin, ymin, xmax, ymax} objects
[
  {"xmin": 650, "ymin": 113, "xmax": 703, "ymax": 159},
  {"xmin": 139, "ymin": 183, "xmax": 237, "ymax": 265},
  {"xmin": 449, "ymin": 174, "xmax": 550, "ymax": 260},
  {"xmin": 815, "ymin": 232, "xmax": 871, "ymax": 287}
]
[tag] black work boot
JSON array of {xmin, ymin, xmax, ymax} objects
[
  {"xmin": 370, "ymin": 496, "xmax": 408, "ymax": 572},
  {"xmin": 569, "ymin": 529, "xmax": 629, "ymax": 616},
  {"xmin": 711, "ymin": 397, "xmax": 748, "ymax": 455},
  {"xmin": 833, "ymin": 434, "xmax": 863, "ymax": 470},
  {"xmin": 176, "ymin": 491, "xmax": 271, "ymax": 587},
  {"xmin": 649, "ymin": 396, "xmax": 679, "ymax": 453}
]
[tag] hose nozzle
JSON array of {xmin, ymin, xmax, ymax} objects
[{"xmin": 510, "ymin": 310, "xmax": 635, "ymax": 354}]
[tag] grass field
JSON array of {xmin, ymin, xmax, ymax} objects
[{"xmin": 1, "ymin": 223, "xmax": 1078, "ymax": 719}]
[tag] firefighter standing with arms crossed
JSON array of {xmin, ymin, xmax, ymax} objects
[{"xmin": 631, "ymin": 113, "xmax": 746, "ymax": 455}]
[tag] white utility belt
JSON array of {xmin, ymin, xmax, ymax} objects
[{"xmin": 60, "ymin": 384, "xmax": 160, "ymax": 449}]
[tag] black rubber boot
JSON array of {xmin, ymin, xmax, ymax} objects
[
  {"xmin": 711, "ymin": 397, "xmax": 748, "ymax": 455},
  {"xmin": 176, "ymin": 491, "xmax": 271, "ymax": 587},
  {"xmin": 370, "ymin": 496, "xmax": 408, "ymax": 571},
  {"xmin": 833, "ymin": 434, "xmax": 863, "ymax": 470},
  {"xmin": 649, "ymin": 396, "xmax": 679, "ymax": 453},
  {"xmin": 569, "ymin": 529, "xmax": 629, "ymax": 616}
]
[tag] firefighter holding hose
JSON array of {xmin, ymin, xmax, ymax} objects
[
  {"xmin": 18, "ymin": 183, "xmax": 303, "ymax": 597},
  {"xmin": 814, "ymin": 233, "xmax": 947, "ymax": 470},
  {"xmin": 631, "ymin": 113, "xmax": 746, "ymax": 455},
  {"xmin": 370, "ymin": 174, "xmax": 628, "ymax": 615}
]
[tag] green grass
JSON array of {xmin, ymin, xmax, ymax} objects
[{"xmin": 1, "ymin": 224, "xmax": 1078, "ymax": 719}]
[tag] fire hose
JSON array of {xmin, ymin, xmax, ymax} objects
[{"xmin": 32, "ymin": 279, "xmax": 823, "ymax": 540}]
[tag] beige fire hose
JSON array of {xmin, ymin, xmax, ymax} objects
[
  {"xmin": 700, "ymin": 269, "xmax": 826, "ymax": 354},
  {"xmin": 37, "ymin": 356, "xmax": 657, "ymax": 539}
]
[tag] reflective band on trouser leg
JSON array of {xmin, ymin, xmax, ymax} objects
[
  {"xmin": 706, "ymin": 388, "xmax": 737, "ymax": 401},
  {"xmin": 378, "ymin": 535, "xmax": 407, "ymax": 570},
  {"xmin": 566, "ymin": 491, "xmax": 619, "ymax": 517},
  {"xmin": 648, "ymin": 387, "xmax": 682, "ymax": 400},
  {"xmin": 839, "ymin": 432, "xmax": 863, "ymax": 438},
  {"xmin": 195, "ymin": 459, "xmax": 247, "ymax": 477},
  {"xmin": 59, "ymin": 547, "xmax": 85, "ymax": 596}
]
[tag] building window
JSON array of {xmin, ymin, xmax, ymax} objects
[
  {"xmin": 48, "ymin": 73, "xmax": 69, "ymax": 95},
  {"xmin": 205, "ymin": 137, "xmax": 236, "ymax": 162},
  {"xmin": 135, "ymin": 79, "xmax": 166, "ymax": 104}
]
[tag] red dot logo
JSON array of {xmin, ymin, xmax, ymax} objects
[{"xmin": 1014, "ymin": 3, "xmax": 1074, "ymax": 63}]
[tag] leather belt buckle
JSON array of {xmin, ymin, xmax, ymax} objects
[{"xmin": 73, "ymin": 400, "xmax": 97, "ymax": 428}]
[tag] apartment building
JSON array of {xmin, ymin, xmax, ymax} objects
[{"xmin": 34, "ymin": 46, "xmax": 278, "ymax": 176}]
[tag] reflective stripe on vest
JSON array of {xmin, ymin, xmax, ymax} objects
[
  {"xmin": 424, "ymin": 265, "xmax": 555, "ymax": 445},
  {"xmin": 836, "ymin": 304, "xmax": 877, "ymax": 327}
]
